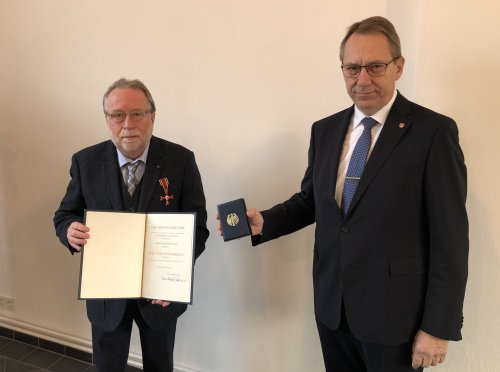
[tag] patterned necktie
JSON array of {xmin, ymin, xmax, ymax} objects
[
  {"xmin": 341, "ymin": 117, "xmax": 378, "ymax": 215},
  {"xmin": 126, "ymin": 161, "xmax": 141, "ymax": 195}
]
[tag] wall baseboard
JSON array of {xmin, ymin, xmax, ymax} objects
[{"xmin": 173, "ymin": 365, "xmax": 202, "ymax": 372}]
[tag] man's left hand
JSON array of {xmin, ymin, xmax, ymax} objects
[
  {"xmin": 412, "ymin": 330, "xmax": 448, "ymax": 368},
  {"xmin": 151, "ymin": 300, "xmax": 171, "ymax": 307}
]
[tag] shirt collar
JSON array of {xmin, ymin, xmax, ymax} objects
[
  {"xmin": 353, "ymin": 89, "xmax": 398, "ymax": 128},
  {"xmin": 117, "ymin": 143, "xmax": 150, "ymax": 168}
]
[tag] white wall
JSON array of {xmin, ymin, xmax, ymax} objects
[
  {"xmin": 414, "ymin": 2, "xmax": 500, "ymax": 371},
  {"xmin": 0, "ymin": 1, "xmax": 497, "ymax": 371}
]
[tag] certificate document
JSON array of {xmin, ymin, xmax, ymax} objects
[{"xmin": 79, "ymin": 210, "xmax": 196, "ymax": 303}]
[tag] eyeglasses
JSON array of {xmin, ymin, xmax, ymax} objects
[
  {"xmin": 341, "ymin": 57, "xmax": 400, "ymax": 78},
  {"xmin": 105, "ymin": 110, "xmax": 152, "ymax": 124}
]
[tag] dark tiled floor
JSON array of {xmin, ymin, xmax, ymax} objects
[
  {"xmin": 0, "ymin": 336, "xmax": 141, "ymax": 371},
  {"xmin": 0, "ymin": 336, "xmax": 92, "ymax": 371}
]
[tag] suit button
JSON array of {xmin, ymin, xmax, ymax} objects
[
  {"xmin": 129, "ymin": 207, "xmax": 136, "ymax": 212},
  {"xmin": 341, "ymin": 226, "xmax": 350, "ymax": 233}
]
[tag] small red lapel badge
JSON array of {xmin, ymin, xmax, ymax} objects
[{"xmin": 159, "ymin": 178, "xmax": 174, "ymax": 206}]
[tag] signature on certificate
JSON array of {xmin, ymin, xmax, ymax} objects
[{"xmin": 161, "ymin": 275, "xmax": 187, "ymax": 283}]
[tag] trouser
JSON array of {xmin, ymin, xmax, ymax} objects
[
  {"xmin": 92, "ymin": 300, "xmax": 177, "ymax": 372},
  {"xmin": 316, "ymin": 303, "xmax": 422, "ymax": 372}
]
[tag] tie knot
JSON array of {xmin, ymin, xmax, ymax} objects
[
  {"xmin": 127, "ymin": 161, "xmax": 140, "ymax": 174},
  {"xmin": 361, "ymin": 117, "xmax": 378, "ymax": 130}
]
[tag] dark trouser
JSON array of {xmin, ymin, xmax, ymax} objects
[
  {"xmin": 92, "ymin": 300, "xmax": 177, "ymax": 372},
  {"xmin": 316, "ymin": 304, "xmax": 422, "ymax": 372}
]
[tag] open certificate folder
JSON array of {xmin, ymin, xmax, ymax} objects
[{"xmin": 79, "ymin": 210, "xmax": 196, "ymax": 303}]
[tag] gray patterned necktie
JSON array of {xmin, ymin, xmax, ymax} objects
[
  {"xmin": 341, "ymin": 117, "xmax": 378, "ymax": 215},
  {"xmin": 126, "ymin": 161, "xmax": 141, "ymax": 195}
]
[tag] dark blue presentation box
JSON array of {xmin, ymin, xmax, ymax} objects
[{"xmin": 217, "ymin": 198, "xmax": 252, "ymax": 241}]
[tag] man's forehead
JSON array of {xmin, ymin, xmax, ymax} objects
[
  {"xmin": 108, "ymin": 87, "xmax": 147, "ymax": 99},
  {"xmin": 107, "ymin": 88, "xmax": 149, "ymax": 107},
  {"xmin": 343, "ymin": 32, "xmax": 392, "ymax": 61}
]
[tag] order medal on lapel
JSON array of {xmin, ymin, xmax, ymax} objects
[{"xmin": 159, "ymin": 178, "xmax": 174, "ymax": 206}]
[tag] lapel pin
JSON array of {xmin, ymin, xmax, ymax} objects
[{"xmin": 399, "ymin": 123, "xmax": 405, "ymax": 129}]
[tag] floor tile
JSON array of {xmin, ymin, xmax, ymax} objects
[
  {"xmin": 47, "ymin": 357, "xmax": 91, "ymax": 372},
  {"xmin": 0, "ymin": 332, "xmax": 146, "ymax": 372},
  {"xmin": 0, "ymin": 342, "xmax": 36, "ymax": 360},
  {"xmin": 0, "ymin": 338, "xmax": 11, "ymax": 349},
  {"xmin": 21, "ymin": 348, "xmax": 62, "ymax": 369},
  {"xmin": 4, "ymin": 357, "xmax": 43, "ymax": 371}
]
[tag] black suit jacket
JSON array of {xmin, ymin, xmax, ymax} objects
[
  {"xmin": 253, "ymin": 93, "xmax": 468, "ymax": 345},
  {"xmin": 54, "ymin": 136, "xmax": 209, "ymax": 331}
]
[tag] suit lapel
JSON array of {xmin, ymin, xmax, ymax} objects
[
  {"xmin": 103, "ymin": 141, "xmax": 125, "ymax": 211},
  {"xmin": 138, "ymin": 137, "xmax": 162, "ymax": 212},
  {"xmin": 345, "ymin": 93, "xmax": 412, "ymax": 217}
]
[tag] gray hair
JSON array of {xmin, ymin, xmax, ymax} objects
[
  {"xmin": 339, "ymin": 16, "xmax": 402, "ymax": 61},
  {"xmin": 102, "ymin": 78, "xmax": 156, "ymax": 113}
]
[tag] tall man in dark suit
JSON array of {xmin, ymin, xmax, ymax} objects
[
  {"xmin": 232, "ymin": 16, "xmax": 468, "ymax": 371},
  {"xmin": 54, "ymin": 78, "xmax": 209, "ymax": 372}
]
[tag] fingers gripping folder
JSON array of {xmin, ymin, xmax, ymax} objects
[{"xmin": 217, "ymin": 198, "xmax": 252, "ymax": 241}]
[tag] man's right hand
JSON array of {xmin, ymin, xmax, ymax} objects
[
  {"xmin": 216, "ymin": 207, "xmax": 264, "ymax": 237},
  {"xmin": 245, "ymin": 208, "xmax": 264, "ymax": 236},
  {"xmin": 67, "ymin": 221, "xmax": 90, "ymax": 251}
]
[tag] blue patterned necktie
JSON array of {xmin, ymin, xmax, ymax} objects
[
  {"xmin": 341, "ymin": 117, "xmax": 378, "ymax": 215},
  {"xmin": 126, "ymin": 161, "xmax": 141, "ymax": 195}
]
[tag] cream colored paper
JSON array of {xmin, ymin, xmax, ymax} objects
[
  {"xmin": 80, "ymin": 211, "xmax": 146, "ymax": 298},
  {"xmin": 142, "ymin": 213, "xmax": 195, "ymax": 303},
  {"xmin": 79, "ymin": 211, "xmax": 195, "ymax": 302}
]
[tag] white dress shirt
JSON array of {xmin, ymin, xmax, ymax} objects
[{"xmin": 334, "ymin": 90, "xmax": 398, "ymax": 207}]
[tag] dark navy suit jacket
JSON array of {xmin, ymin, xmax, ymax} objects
[
  {"xmin": 253, "ymin": 93, "xmax": 468, "ymax": 345},
  {"xmin": 54, "ymin": 136, "xmax": 209, "ymax": 331}
]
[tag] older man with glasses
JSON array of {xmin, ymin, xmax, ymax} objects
[{"xmin": 54, "ymin": 78, "xmax": 209, "ymax": 372}]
